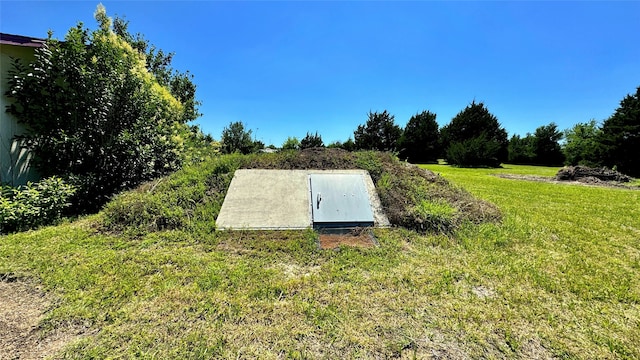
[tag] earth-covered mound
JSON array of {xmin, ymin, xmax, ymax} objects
[{"xmin": 101, "ymin": 149, "xmax": 501, "ymax": 234}]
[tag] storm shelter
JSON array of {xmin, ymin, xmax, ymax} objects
[
  {"xmin": 309, "ymin": 173, "xmax": 374, "ymax": 228},
  {"xmin": 215, "ymin": 170, "xmax": 388, "ymax": 230}
]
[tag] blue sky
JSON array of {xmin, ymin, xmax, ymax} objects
[{"xmin": 2, "ymin": 1, "xmax": 639, "ymax": 146}]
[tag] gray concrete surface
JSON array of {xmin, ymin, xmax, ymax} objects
[{"xmin": 215, "ymin": 169, "xmax": 390, "ymax": 230}]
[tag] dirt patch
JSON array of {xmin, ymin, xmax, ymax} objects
[
  {"xmin": 495, "ymin": 173, "xmax": 639, "ymax": 190},
  {"xmin": 0, "ymin": 275, "xmax": 86, "ymax": 359},
  {"xmin": 318, "ymin": 228, "xmax": 377, "ymax": 249}
]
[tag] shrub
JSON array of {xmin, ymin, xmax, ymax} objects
[
  {"xmin": 0, "ymin": 177, "xmax": 76, "ymax": 233},
  {"xmin": 446, "ymin": 134, "xmax": 502, "ymax": 167}
]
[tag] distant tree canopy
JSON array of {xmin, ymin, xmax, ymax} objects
[
  {"xmin": 220, "ymin": 122, "xmax": 260, "ymax": 154},
  {"xmin": 354, "ymin": 110, "xmax": 402, "ymax": 152},
  {"xmin": 508, "ymin": 123, "xmax": 564, "ymax": 166},
  {"xmin": 441, "ymin": 102, "xmax": 508, "ymax": 167},
  {"xmin": 281, "ymin": 136, "xmax": 300, "ymax": 150},
  {"xmin": 5, "ymin": 5, "xmax": 204, "ymax": 211},
  {"xmin": 598, "ymin": 86, "xmax": 640, "ymax": 177},
  {"xmin": 508, "ymin": 134, "xmax": 536, "ymax": 164},
  {"xmin": 327, "ymin": 137, "xmax": 356, "ymax": 151},
  {"xmin": 398, "ymin": 110, "xmax": 440, "ymax": 163},
  {"xmin": 563, "ymin": 120, "xmax": 602, "ymax": 167},
  {"xmin": 300, "ymin": 132, "xmax": 324, "ymax": 149}
]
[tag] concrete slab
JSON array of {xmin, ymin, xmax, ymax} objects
[
  {"xmin": 215, "ymin": 170, "xmax": 311, "ymax": 230},
  {"xmin": 215, "ymin": 169, "xmax": 390, "ymax": 230}
]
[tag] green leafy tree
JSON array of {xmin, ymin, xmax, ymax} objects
[
  {"xmin": 327, "ymin": 138, "xmax": 355, "ymax": 151},
  {"xmin": 532, "ymin": 123, "xmax": 564, "ymax": 166},
  {"xmin": 5, "ymin": 5, "xmax": 194, "ymax": 211},
  {"xmin": 508, "ymin": 134, "xmax": 536, "ymax": 164},
  {"xmin": 300, "ymin": 132, "xmax": 324, "ymax": 149},
  {"xmin": 281, "ymin": 137, "xmax": 300, "ymax": 150},
  {"xmin": 112, "ymin": 16, "xmax": 201, "ymax": 123},
  {"xmin": 354, "ymin": 110, "xmax": 402, "ymax": 152},
  {"xmin": 441, "ymin": 102, "xmax": 508, "ymax": 167},
  {"xmin": 563, "ymin": 120, "xmax": 602, "ymax": 167},
  {"xmin": 598, "ymin": 86, "xmax": 640, "ymax": 176},
  {"xmin": 341, "ymin": 137, "xmax": 356, "ymax": 151},
  {"xmin": 398, "ymin": 110, "xmax": 440, "ymax": 163},
  {"xmin": 220, "ymin": 122, "xmax": 256, "ymax": 154}
]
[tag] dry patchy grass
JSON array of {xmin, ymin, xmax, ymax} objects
[{"xmin": 1, "ymin": 160, "xmax": 638, "ymax": 358}]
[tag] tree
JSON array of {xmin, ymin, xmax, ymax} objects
[
  {"xmin": 300, "ymin": 132, "xmax": 324, "ymax": 149},
  {"xmin": 532, "ymin": 123, "xmax": 564, "ymax": 166},
  {"xmin": 281, "ymin": 137, "xmax": 300, "ymax": 150},
  {"xmin": 220, "ymin": 122, "xmax": 257, "ymax": 154},
  {"xmin": 354, "ymin": 110, "xmax": 402, "ymax": 152},
  {"xmin": 598, "ymin": 86, "xmax": 640, "ymax": 176},
  {"xmin": 508, "ymin": 134, "xmax": 536, "ymax": 164},
  {"xmin": 398, "ymin": 110, "xmax": 440, "ymax": 163},
  {"xmin": 5, "ymin": 5, "xmax": 195, "ymax": 211},
  {"xmin": 112, "ymin": 16, "xmax": 201, "ymax": 123},
  {"xmin": 327, "ymin": 138, "xmax": 356, "ymax": 151},
  {"xmin": 563, "ymin": 120, "xmax": 602, "ymax": 167},
  {"xmin": 440, "ymin": 101, "xmax": 508, "ymax": 167}
]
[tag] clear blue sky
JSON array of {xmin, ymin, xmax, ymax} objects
[{"xmin": 2, "ymin": 1, "xmax": 639, "ymax": 146}]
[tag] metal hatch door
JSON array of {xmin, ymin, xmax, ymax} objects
[{"xmin": 309, "ymin": 173, "xmax": 375, "ymax": 228}]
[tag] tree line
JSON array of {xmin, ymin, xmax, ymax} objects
[
  {"xmin": 4, "ymin": 3, "xmax": 639, "ymax": 224},
  {"xmin": 221, "ymin": 86, "xmax": 640, "ymax": 178}
]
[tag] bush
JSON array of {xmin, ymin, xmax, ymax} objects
[
  {"xmin": 446, "ymin": 134, "xmax": 502, "ymax": 167},
  {"xmin": 0, "ymin": 177, "xmax": 76, "ymax": 233}
]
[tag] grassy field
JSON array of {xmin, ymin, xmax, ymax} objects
[{"xmin": 1, "ymin": 159, "xmax": 639, "ymax": 359}]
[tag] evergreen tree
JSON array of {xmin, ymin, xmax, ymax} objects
[
  {"xmin": 508, "ymin": 134, "xmax": 536, "ymax": 164},
  {"xmin": 354, "ymin": 110, "xmax": 402, "ymax": 152},
  {"xmin": 398, "ymin": 110, "xmax": 440, "ymax": 163},
  {"xmin": 532, "ymin": 123, "xmax": 564, "ymax": 166},
  {"xmin": 300, "ymin": 132, "xmax": 324, "ymax": 149},
  {"xmin": 598, "ymin": 86, "xmax": 640, "ymax": 176},
  {"xmin": 441, "ymin": 102, "xmax": 508, "ymax": 167}
]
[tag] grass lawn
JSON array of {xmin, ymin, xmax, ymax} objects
[{"xmin": 1, "ymin": 160, "xmax": 638, "ymax": 358}]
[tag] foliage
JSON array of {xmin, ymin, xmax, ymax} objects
[
  {"xmin": 598, "ymin": 86, "xmax": 640, "ymax": 177},
  {"xmin": 508, "ymin": 123, "xmax": 564, "ymax": 166},
  {"xmin": 220, "ymin": 121, "xmax": 260, "ymax": 154},
  {"xmin": 441, "ymin": 102, "xmax": 508, "ymax": 167},
  {"xmin": 5, "ymin": 5, "xmax": 201, "ymax": 212},
  {"xmin": 299, "ymin": 132, "xmax": 324, "ymax": 149},
  {"xmin": 532, "ymin": 123, "xmax": 564, "ymax": 166},
  {"xmin": 281, "ymin": 137, "xmax": 300, "ymax": 150},
  {"xmin": 507, "ymin": 134, "xmax": 536, "ymax": 164},
  {"xmin": 327, "ymin": 138, "xmax": 355, "ymax": 151},
  {"xmin": 446, "ymin": 133, "xmax": 502, "ymax": 167},
  {"xmin": 0, "ymin": 177, "xmax": 75, "ymax": 233},
  {"xmin": 112, "ymin": 16, "xmax": 201, "ymax": 123},
  {"xmin": 354, "ymin": 110, "xmax": 403, "ymax": 152},
  {"xmin": 398, "ymin": 110, "xmax": 440, "ymax": 163},
  {"xmin": 563, "ymin": 120, "xmax": 602, "ymax": 167}
]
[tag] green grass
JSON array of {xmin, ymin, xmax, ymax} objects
[{"xmin": 1, "ymin": 160, "xmax": 639, "ymax": 358}]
